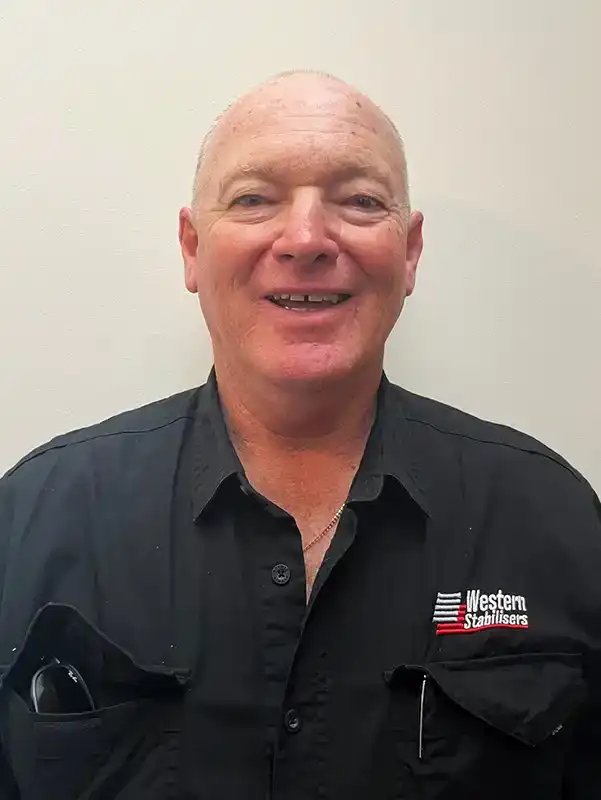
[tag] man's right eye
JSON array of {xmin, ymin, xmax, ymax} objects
[{"xmin": 232, "ymin": 194, "xmax": 268, "ymax": 207}]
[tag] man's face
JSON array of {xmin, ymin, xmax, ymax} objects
[{"xmin": 180, "ymin": 77, "xmax": 423, "ymax": 386}]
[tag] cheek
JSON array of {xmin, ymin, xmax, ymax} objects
[
  {"xmin": 196, "ymin": 232, "xmax": 267, "ymax": 334},
  {"xmin": 201, "ymin": 229, "xmax": 273, "ymax": 309},
  {"xmin": 351, "ymin": 224, "xmax": 406, "ymax": 285},
  {"xmin": 197, "ymin": 236, "xmax": 254, "ymax": 297}
]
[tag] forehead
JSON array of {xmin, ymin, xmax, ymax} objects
[{"xmin": 200, "ymin": 80, "xmax": 405, "ymax": 195}]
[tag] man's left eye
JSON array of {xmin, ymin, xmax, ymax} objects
[
  {"xmin": 346, "ymin": 195, "xmax": 384, "ymax": 210},
  {"xmin": 232, "ymin": 194, "xmax": 268, "ymax": 207}
]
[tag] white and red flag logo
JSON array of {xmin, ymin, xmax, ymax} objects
[{"xmin": 433, "ymin": 589, "xmax": 529, "ymax": 635}]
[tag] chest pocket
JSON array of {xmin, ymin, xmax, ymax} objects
[
  {"xmin": 0, "ymin": 604, "xmax": 190, "ymax": 800},
  {"xmin": 383, "ymin": 652, "xmax": 586, "ymax": 800}
]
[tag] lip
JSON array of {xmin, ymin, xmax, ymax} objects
[
  {"xmin": 260, "ymin": 295, "xmax": 354, "ymax": 321},
  {"xmin": 263, "ymin": 290, "xmax": 352, "ymax": 298}
]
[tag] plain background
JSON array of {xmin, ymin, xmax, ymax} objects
[{"xmin": 1, "ymin": 0, "xmax": 599, "ymax": 490}]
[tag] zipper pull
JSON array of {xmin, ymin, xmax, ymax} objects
[{"xmin": 418, "ymin": 673, "xmax": 427, "ymax": 760}]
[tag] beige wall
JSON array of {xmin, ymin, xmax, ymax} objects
[{"xmin": 1, "ymin": 0, "xmax": 599, "ymax": 489}]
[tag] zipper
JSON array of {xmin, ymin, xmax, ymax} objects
[{"xmin": 418, "ymin": 673, "xmax": 427, "ymax": 760}]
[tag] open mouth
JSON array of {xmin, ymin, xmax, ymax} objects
[{"xmin": 266, "ymin": 293, "xmax": 351, "ymax": 311}]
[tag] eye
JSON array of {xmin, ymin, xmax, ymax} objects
[
  {"xmin": 232, "ymin": 194, "xmax": 269, "ymax": 208},
  {"xmin": 346, "ymin": 195, "xmax": 385, "ymax": 211}
]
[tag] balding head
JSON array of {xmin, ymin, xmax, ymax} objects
[{"xmin": 192, "ymin": 71, "xmax": 409, "ymax": 213}]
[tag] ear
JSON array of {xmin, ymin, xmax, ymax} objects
[
  {"xmin": 404, "ymin": 210, "xmax": 424, "ymax": 297},
  {"xmin": 179, "ymin": 207, "xmax": 200, "ymax": 294}
]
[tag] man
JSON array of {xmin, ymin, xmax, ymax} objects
[{"xmin": 0, "ymin": 71, "xmax": 599, "ymax": 799}]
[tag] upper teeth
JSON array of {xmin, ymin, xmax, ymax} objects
[{"xmin": 271, "ymin": 294, "xmax": 344, "ymax": 303}]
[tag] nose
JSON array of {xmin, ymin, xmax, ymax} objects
[{"xmin": 271, "ymin": 191, "xmax": 339, "ymax": 267}]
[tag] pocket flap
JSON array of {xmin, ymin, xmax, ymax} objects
[
  {"xmin": 0, "ymin": 603, "xmax": 189, "ymax": 706},
  {"xmin": 426, "ymin": 652, "xmax": 585, "ymax": 746}
]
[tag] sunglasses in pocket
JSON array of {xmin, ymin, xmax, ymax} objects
[{"xmin": 30, "ymin": 658, "xmax": 96, "ymax": 714}]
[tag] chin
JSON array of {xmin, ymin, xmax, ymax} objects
[{"xmin": 255, "ymin": 345, "xmax": 365, "ymax": 386}]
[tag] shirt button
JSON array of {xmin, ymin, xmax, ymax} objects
[
  {"xmin": 284, "ymin": 708, "xmax": 302, "ymax": 733},
  {"xmin": 271, "ymin": 563, "xmax": 291, "ymax": 585}
]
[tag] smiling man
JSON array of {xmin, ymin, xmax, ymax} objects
[
  {"xmin": 0, "ymin": 71, "xmax": 600, "ymax": 799},
  {"xmin": 178, "ymin": 72, "xmax": 423, "ymax": 595}
]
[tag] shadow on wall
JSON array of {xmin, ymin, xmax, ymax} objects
[{"xmin": 386, "ymin": 197, "xmax": 599, "ymax": 486}]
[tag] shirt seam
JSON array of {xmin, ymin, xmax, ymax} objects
[
  {"xmin": 5, "ymin": 415, "xmax": 195, "ymax": 478},
  {"xmin": 405, "ymin": 415, "xmax": 585, "ymax": 485}
]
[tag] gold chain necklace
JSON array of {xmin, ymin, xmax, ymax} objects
[{"xmin": 302, "ymin": 503, "xmax": 346, "ymax": 553}]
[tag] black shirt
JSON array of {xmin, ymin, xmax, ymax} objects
[{"xmin": 0, "ymin": 371, "xmax": 600, "ymax": 799}]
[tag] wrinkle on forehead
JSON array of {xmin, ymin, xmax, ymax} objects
[{"xmin": 192, "ymin": 72, "xmax": 409, "ymax": 208}]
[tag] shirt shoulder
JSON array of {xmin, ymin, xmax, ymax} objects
[
  {"xmin": 0, "ymin": 388, "xmax": 201, "ymax": 650},
  {"xmin": 389, "ymin": 384, "xmax": 600, "ymax": 535},
  {"xmin": 388, "ymin": 385, "xmax": 601, "ymax": 602},
  {"xmin": 2, "ymin": 388, "xmax": 199, "ymax": 485},
  {"xmin": 397, "ymin": 384, "xmax": 588, "ymax": 482}
]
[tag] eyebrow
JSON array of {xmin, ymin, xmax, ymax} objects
[{"xmin": 217, "ymin": 162, "xmax": 397, "ymax": 198}]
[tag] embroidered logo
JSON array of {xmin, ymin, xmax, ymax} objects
[{"xmin": 433, "ymin": 589, "xmax": 529, "ymax": 635}]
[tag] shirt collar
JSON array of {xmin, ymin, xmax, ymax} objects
[
  {"xmin": 348, "ymin": 373, "xmax": 431, "ymax": 516},
  {"xmin": 191, "ymin": 369, "xmax": 242, "ymax": 521},
  {"xmin": 190, "ymin": 369, "xmax": 431, "ymax": 521}
]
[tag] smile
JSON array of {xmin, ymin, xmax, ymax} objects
[{"xmin": 267, "ymin": 293, "xmax": 351, "ymax": 310}]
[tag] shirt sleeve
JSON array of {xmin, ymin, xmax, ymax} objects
[
  {"xmin": 563, "ymin": 491, "xmax": 601, "ymax": 798},
  {"xmin": 0, "ymin": 476, "xmax": 20, "ymax": 798},
  {"xmin": 0, "ymin": 443, "xmax": 101, "ymax": 799}
]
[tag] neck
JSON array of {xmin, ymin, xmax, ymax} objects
[{"xmin": 214, "ymin": 360, "xmax": 382, "ymax": 455}]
